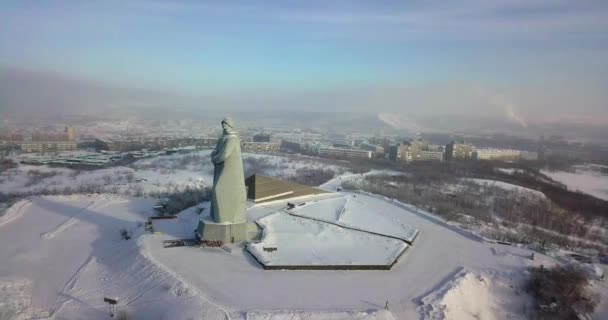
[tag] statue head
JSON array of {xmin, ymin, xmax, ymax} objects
[{"xmin": 221, "ymin": 117, "xmax": 236, "ymax": 133}]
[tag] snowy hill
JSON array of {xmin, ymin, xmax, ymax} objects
[{"xmin": 0, "ymin": 173, "xmax": 606, "ymax": 319}]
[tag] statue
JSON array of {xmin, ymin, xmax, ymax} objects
[{"xmin": 209, "ymin": 117, "xmax": 246, "ymax": 224}]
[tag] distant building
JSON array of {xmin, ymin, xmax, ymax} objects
[
  {"xmin": 543, "ymin": 147, "xmax": 586, "ymax": 161},
  {"xmin": 19, "ymin": 125, "xmax": 79, "ymax": 153},
  {"xmin": 20, "ymin": 141, "xmax": 78, "ymax": 153},
  {"xmin": 241, "ymin": 142, "xmax": 280, "ymax": 153},
  {"xmin": 319, "ymin": 147, "xmax": 371, "ymax": 159},
  {"xmin": 475, "ymin": 148, "xmax": 522, "ymax": 161},
  {"xmin": 520, "ymin": 151, "xmax": 539, "ymax": 161},
  {"xmin": 444, "ymin": 142, "xmax": 454, "ymax": 161},
  {"xmin": 390, "ymin": 139, "xmax": 443, "ymax": 163},
  {"xmin": 453, "ymin": 143, "xmax": 475, "ymax": 160},
  {"xmin": 9, "ymin": 134, "xmax": 24, "ymax": 141},
  {"xmin": 413, "ymin": 150, "xmax": 444, "ymax": 162},
  {"xmin": 360, "ymin": 142, "xmax": 384, "ymax": 157},
  {"xmin": 326, "ymin": 138, "xmax": 353, "ymax": 148},
  {"xmin": 65, "ymin": 125, "xmax": 77, "ymax": 141},
  {"xmin": 21, "ymin": 152, "xmax": 135, "ymax": 169},
  {"xmin": 388, "ymin": 144, "xmax": 410, "ymax": 161},
  {"xmin": 410, "ymin": 139, "xmax": 428, "ymax": 151}
]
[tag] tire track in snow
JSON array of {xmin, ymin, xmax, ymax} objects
[
  {"xmin": 124, "ymin": 274, "xmax": 173, "ymax": 306},
  {"xmin": 40, "ymin": 201, "xmax": 95, "ymax": 240},
  {"xmin": 285, "ymin": 208, "xmax": 417, "ymax": 245},
  {"xmin": 50, "ymin": 255, "xmax": 95, "ymax": 317}
]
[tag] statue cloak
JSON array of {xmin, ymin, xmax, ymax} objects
[{"xmin": 210, "ymin": 130, "xmax": 246, "ymax": 224}]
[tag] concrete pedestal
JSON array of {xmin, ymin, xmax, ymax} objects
[{"xmin": 196, "ymin": 219, "xmax": 258, "ymax": 244}]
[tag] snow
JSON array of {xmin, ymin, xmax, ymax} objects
[
  {"xmin": 0, "ymin": 151, "xmax": 346, "ymax": 198},
  {"xmin": 0, "ymin": 195, "xmax": 225, "ymax": 320},
  {"xmin": 245, "ymin": 309, "xmax": 395, "ymax": 320},
  {"xmin": 464, "ymin": 178, "xmax": 546, "ymax": 199},
  {"xmin": 151, "ymin": 204, "xmax": 209, "ymax": 239},
  {"xmin": 542, "ymin": 165, "xmax": 608, "ymax": 201},
  {"xmin": 0, "ymin": 277, "xmax": 43, "ymax": 320},
  {"xmin": 142, "ymin": 191, "xmax": 574, "ymax": 319},
  {"xmin": 289, "ymin": 195, "xmax": 419, "ymax": 243},
  {"xmin": 1, "ymin": 188, "xmax": 605, "ymax": 319},
  {"xmin": 418, "ymin": 268, "xmax": 532, "ymax": 320},
  {"xmin": 319, "ymin": 170, "xmax": 405, "ymax": 192},
  {"xmin": 245, "ymin": 191, "xmax": 418, "ymax": 267},
  {"xmin": 0, "ymin": 163, "xmax": 210, "ymax": 197},
  {"xmin": 497, "ymin": 168, "xmax": 523, "ymax": 175},
  {"xmin": 248, "ymin": 211, "xmax": 408, "ymax": 267}
]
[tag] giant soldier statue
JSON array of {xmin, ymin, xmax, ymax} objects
[
  {"xmin": 210, "ymin": 117, "xmax": 246, "ymax": 223},
  {"xmin": 196, "ymin": 118, "xmax": 249, "ymax": 243}
]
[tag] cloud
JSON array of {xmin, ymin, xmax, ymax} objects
[
  {"xmin": 4, "ymin": 1, "xmax": 607, "ymax": 44},
  {"xmin": 270, "ymin": 0, "xmax": 608, "ymax": 43}
]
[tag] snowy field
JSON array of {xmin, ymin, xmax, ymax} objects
[
  {"xmin": 288, "ymin": 194, "xmax": 419, "ymax": 243},
  {"xmin": 463, "ymin": 178, "xmax": 547, "ymax": 199},
  {"xmin": 0, "ymin": 195, "xmax": 228, "ymax": 319},
  {"xmin": 418, "ymin": 268, "xmax": 533, "ymax": 320},
  {"xmin": 245, "ymin": 310, "xmax": 395, "ymax": 320},
  {"xmin": 1, "ymin": 160, "xmax": 608, "ymax": 319},
  {"xmin": 0, "ymin": 151, "xmax": 347, "ymax": 204},
  {"xmin": 143, "ymin": 190, "xmax": 606, "ymax": 319},
  {"xmin": 542, "ymin": 164, "xmax": 608, "ymax": 201},
  {"xmin": 248, "ymin": 211, "xmax": 408, "ymax": 268},
  {"xmin": 0, "ymin": 192, "xmax": 606, "ymax": 319}
]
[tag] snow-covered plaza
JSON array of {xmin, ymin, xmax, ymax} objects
[{"xmin": 3, "ymin": 185, "xmax": 603, "ymax": 319}]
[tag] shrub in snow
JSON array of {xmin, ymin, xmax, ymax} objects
[
  {"xmin": 120, "ymin": 228, "xmax": 132, "ymax": 240},
  {"xmin": 526, "ymin": 265, "xmax": 598, "ymax": 319},
  {"xmin": 287, "ymin": 168, "xmax": 335, "ymax": 186},
  {"xmin": 0, "ymin": 159, "xmax": 17, "ymax": 173}
]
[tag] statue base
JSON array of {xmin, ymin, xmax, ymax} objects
[{"xmin": 195, "ymin": 219, "xmax": 260, "ymax": 244}]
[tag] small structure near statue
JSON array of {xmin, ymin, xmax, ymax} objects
[
  {"xmin": 245, "ymin": 174, "xmax": 329, "ymax": 203},
  {"xmin": 103, "ymin": 297, "xmax": 118, "ymax": 317}
]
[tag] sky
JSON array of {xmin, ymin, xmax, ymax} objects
[{"xmin": 1, "ymin": 0, "xmax": 607, "ymax": 122}]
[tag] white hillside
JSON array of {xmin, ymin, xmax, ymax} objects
[
  {"xmin": 0, "ymin": 182, "xmax": 605, "ymax": 319},
  {"xmin": 289, "ymin": 194, "xmax": 419, "ymax": 243},
  {"xmin": 248, "ymin": 212, "xmax": 408, "ymax": 267}
]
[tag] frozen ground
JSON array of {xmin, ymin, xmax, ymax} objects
[
  {"xmin": 319, "ymin": 170, "xmax": 405, "ymax": 192},
  {"xmin": 418, "ymin": 268, "xmax": 532, "ymax": 320},
  {"xmin": 1, "ymin": 191, "xmax": 606, "ymax": 319},
  {"xmin": 463, "ymin": 178, "xmax": 546, "ymax": 199},
  {"xmin": 0, "ymin": 195, "xmax": 227, "ymax": 320},
  {"xmin": 288, "ymin": 195, "xmax": 419, "ymax": 242},
  {"xmin": 248, "ymin": 211, "xmax": 408, "ymax": 267},
  {"xmin": 245, "ymin": 310, "xmax": 395, "ymax": 320},
  {"xmin": 144, "ymin": 191, "xmax": 596, "ymax": 319},
  {"xmin": 542, "ymin": 164, "xmax": 608, "ymax": 201},
  {"xmin": 0, "ymin": 151, "xmax": 346, "ymax": 201}
]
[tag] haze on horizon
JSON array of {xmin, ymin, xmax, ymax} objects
[{"xmin": 1, "ymin": 0, "xmax": 607, "ymax": 125}]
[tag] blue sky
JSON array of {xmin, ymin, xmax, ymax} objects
[{"xmin": 1, "ymin": 0, "xmax": 607, "ymax": 119}]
